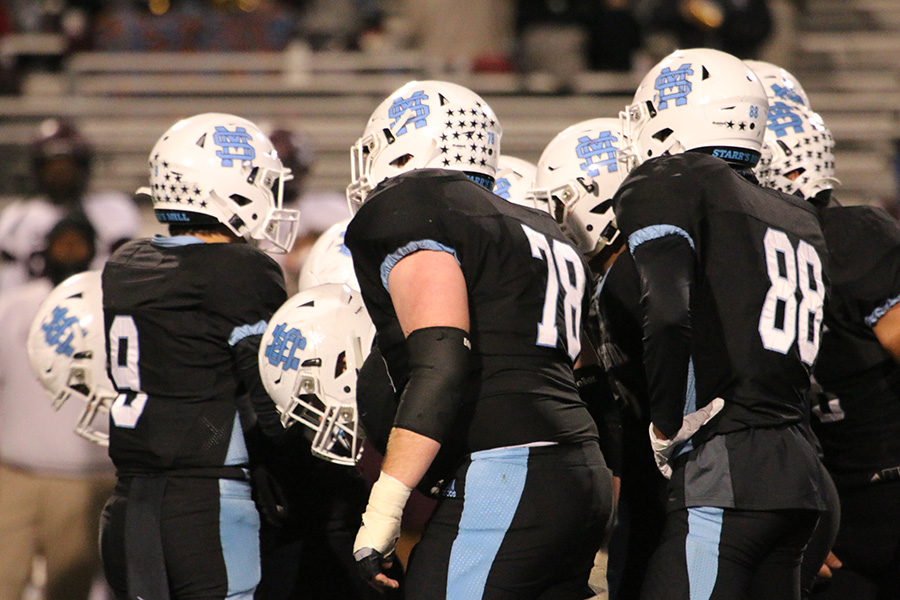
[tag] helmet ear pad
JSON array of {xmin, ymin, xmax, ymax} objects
[{"xmin": 624, "ymin": 48, "xmax": 769, "ymax": 169}]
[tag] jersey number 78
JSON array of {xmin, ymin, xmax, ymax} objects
[{"xmin": 522, "ymin": 224, "xmax": 586, "ymax": 361}]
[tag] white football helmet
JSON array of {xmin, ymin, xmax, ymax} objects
[
  {"xmin": 493, "ymin": 155, "xmax": 540, "ymax": 210},
  {"xmin": 621, "ymin": 48, "xmax": 768, "ymax": 170},
  {"xmin": 297, "ymin": 218, "xmax": 359, "ymax": 292},
  {"xmin": 347, "ymin": 80, "xmax": 502, "ymax": 210},
  {"xmin": 26, "ymin": 271, "xmax": 114, "ymax": 446},
  {"xmin": 744, "ymin": 59, "xmax": 810, "ymax": 108},
  {"xmin": 146, "ymin": 113, "xmax": 300, "ymax": 253},
  {"xmin": 528, "ymin": 118, "xmax": 626, "ymax": 257},
  {"xmin": 756, "ymin": 104, "xmax": 839, "ymax": 199},
  {"xmin": 258, "ymin": 283, "xmax": 375, "ymax": 465}
]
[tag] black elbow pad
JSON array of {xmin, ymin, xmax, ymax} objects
[{"xmin": 393, "ymin": 326, "xmax": 471, "ymax": 444}]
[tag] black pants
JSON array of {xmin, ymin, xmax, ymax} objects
[
  {"xmin": 404, "ymin": 441, "xmax": 614, "ymax": 600},
  {"xmin": 811, "ymin": 479, "xmax": 900, "ymax": 600},
  {"xmin": 101, "ymin": 476, "xmax": 260, "ymax": 600},
  {"xmin": 641, "ymin": 507, "xmax": 820, "ymax": 600}
]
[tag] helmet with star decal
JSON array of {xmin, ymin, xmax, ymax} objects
[
  {"xmin": 346, "ymin": 80, "xmax": 502, "ymax": 211},
  {"xmin": 145, "ymin": 113, "xmax": 301, "ymax": 253}
]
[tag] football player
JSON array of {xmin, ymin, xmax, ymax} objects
[
  {"xmin": 345, "ymin": 80, "xmax": 614, "ymax": 598},
  {"xmin": 98, "ymin": 113, "xmax": 300, "ymax": 600},
  {"xmin": 612, "ymin": 48, "xmax": 828, "ymax": 600},
  {"xmin": 759, "ymin": 100, "xmax": 900, "ymax": 600},
  {"xmin": 751, "ymin": 74, "xmax": 844, "ymax": 598},
  {"xmin": 528, "ymin": 116, "xmax": 630, "ymax": 598},
  {"xmin": 255, "ymin": 283, "xmax": 402, "ymax": 600}
]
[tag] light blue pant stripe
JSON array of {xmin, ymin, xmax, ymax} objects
[
  {"xmin": 219, "ymin": 478, "xmax": 261, "ymax": 599},
  {"xmin": 686, "ymin": 506, "xmax": 723, "ymax": 600},
  {"xmin": 447, "ymin": 446, "xmax": 530, "ymax": 600}
]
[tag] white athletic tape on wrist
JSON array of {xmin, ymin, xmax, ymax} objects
[{"xmin": 354, "ymin": 472, "xmax": 413, "ymax": 556}]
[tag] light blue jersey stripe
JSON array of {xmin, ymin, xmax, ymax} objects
[
  {"xmin": 219, "ymin": 478, "xmax": 260, "ymax": 598},
  {"xmin": 228, "ymin": 320, "xmax": 268, "ymax": 346},
  {"xmin": 151, "ymin": 234, "xmax": 206, "ymax": 247},
  {"xmin": 447, "ymin": 446, "xmax": 530, "ymax": 599},
  {"xmin": 628, "ymin": 224, "xmax": 695, "ymax": 254},
  {"xmin": 865, "ymin": 293, "xmax": 900, "ymax": 328},
  {"xmin": 686, "ymin": 506, "xmax": 724, "ymax": 600},
  {"xmin": 380, "ymin": 239, "xmax": 459, "ymax": 291},
  {"xmin": 224, "ymin": 410, "xmax": 249, "ymax": 466},
  {"xmin": 676, "ymin": 359, "xmax": 698, "ymax": 458}
]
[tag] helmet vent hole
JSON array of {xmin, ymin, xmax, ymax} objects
[
  {"xmin": 438, "ymin": 93, "xmax": 449, "ymax": 106},
  {"xmin": 229, "ymin": 194, "xmax": 252, "ymax": 207},
  {"xmin": 652, "ymin": 128, "xmax": 673, "ymax": 143},
  {"xmin": 590, "ymin": 199, "xmax": 613, "ymax": 214},
  {"xmin": 196, "ymin": 133, "xmax": 207, "ymax": 147},
  {"xmin": 390, "ymin": 154, "xmax": 414, "ymax": 168},
  {"xmin": 301, "ymin": 358, "xmax": 321, "ymax": 367},
  {"xmin": 702, "ymin": 66, "xmax": 710, "ymax": 80},
  {"xmin": 335, "ymin": 351, "xmax": 347, "ymax": 378}
]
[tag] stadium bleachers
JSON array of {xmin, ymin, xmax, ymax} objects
[{"xmin": 0, "ymin": 0, "xmax": 896, "ymax": 208}]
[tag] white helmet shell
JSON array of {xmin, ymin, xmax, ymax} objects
[
  {"xmin": 148, "ymin": 113, "xmax": 300, "ymax": 253},
  {"xmin": 756, "ymin": 105, "xmax": 839, "ymax": 199},
  {"xmin": 744, "ymin": 59, "xmax": 810, "ymax": 108},
  {"xmin": 529, "ymin": 118, "xmax": 626, "ymax": 257},
  {"xmin": 347, "ymin": 80, "xmax": 502, "ymax": 211},
  {"xmin": 622, "ymin": 48, "xmax": 768, "ymax": 170},
  {"xmin": 493, "ymin": 155, "xmax": 539, "ymax": 210},
  {"xmin": 26, "ymin": 271, "xmax": 115, "ymax": 446},
  {"xmin": 297, "ymin": 218, "xmax": 359, "ymax": 292},
  {"xmin": 258, "ymin": 283, "xmax": 375, "ymax": 465}
]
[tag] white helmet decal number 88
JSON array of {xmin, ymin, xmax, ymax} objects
[{"xmin": 758, "ymin": 227, "xmax": 825, "ymax": 365}]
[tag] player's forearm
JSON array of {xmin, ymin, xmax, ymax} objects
[
  {"xmin": 381, "ymin": 427, "xmax": 442, "ymax": 489},
  {"xmin": 633, "ymin": 236, "xmax": 694, "ymax": 438}
]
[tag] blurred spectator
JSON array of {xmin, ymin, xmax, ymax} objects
[
  {"xmin": 92, "ymin": 0, "xmax": 300, "ymax": 52},
  {"xmin": 400, "ymin": 0, "xmax": 515, "ymax": 74},
  {"xmin": 0, "ymin": 117, "xmax": 141, "ymax": 294},
  {"xmin": 0, "ymin": 214, "xmax": 115, "ymax": 600},
  {"xmin": 295, "ymin": 0, "xmax": 382, "ymax": 51},
  {"xmin": 266, "ymin": 126, "xmax": 349, "ymax": 295},
  {"xmin": 515, "ymin": 0, "xmax": 641, "ymax": 85},
  {"xmin": 634, "ymin": 0, "xmax": 772, "ymax": 59}
]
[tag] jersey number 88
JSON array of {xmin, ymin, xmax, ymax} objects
[{"xmin": 758, "ymin": 227, "xmax": 825, "ymax": 365}]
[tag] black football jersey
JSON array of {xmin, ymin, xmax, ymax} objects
[
  {"xmin": 346, "ymin": 169, "xmax": 599, "ymax": 455},
  {"xmin": 614, "ymin": 153, "xmax": 829, "ymax": 438},
  {"xmin": 612, "ymin": 153, "xmax": 829, "ymax": 511},
  {"xmin": 102, "ymin": 237, "xmax": 287, "ymax": 475},
  {"xmin": 812, "ymin": 203, "xmax": 900, "ymax": 485}
]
